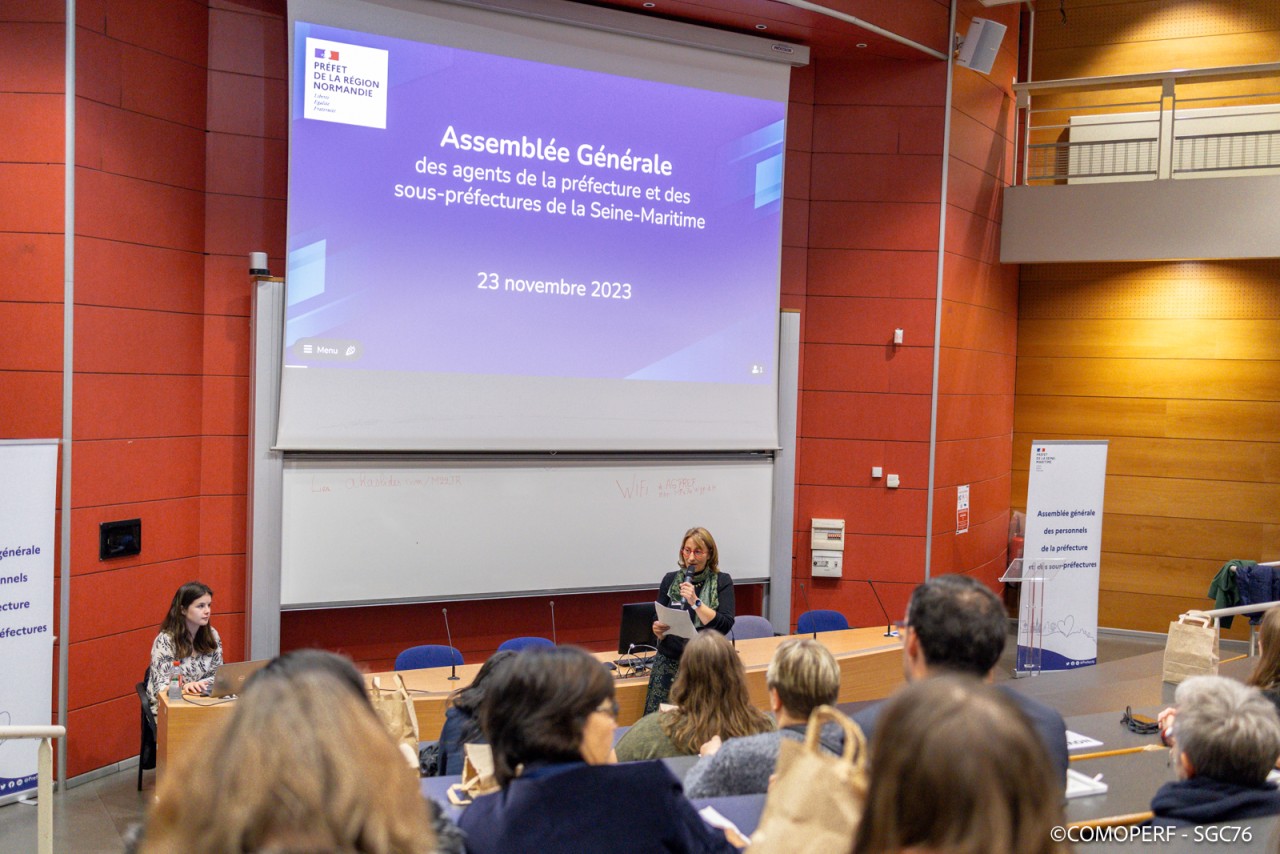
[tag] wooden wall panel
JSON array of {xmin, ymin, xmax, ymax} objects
[{"xmin": 1017, "ymin": 259, "xmax": 1280, "ymax": 636}]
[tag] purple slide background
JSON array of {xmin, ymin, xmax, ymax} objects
[{"xmin": 287, "ymin": 22, "xmax": 784, "ymax": 384}]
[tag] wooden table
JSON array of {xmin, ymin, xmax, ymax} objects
[
  {"xmin": 155, "ymin": 691, "xmax": 236, "ymax": 786},
  {"xmin": 368, "ymin": 627, "xmax": 905, "ymax": 739},
  {"xmin": 154, "ymin": 628, "xmax": 904, "ymax": 786}
]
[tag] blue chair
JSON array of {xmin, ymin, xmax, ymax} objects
[
  {"xmin": 729, "ymin": 615, "xmax": 775, "ymax": 640},
  {"xmin": 497, "ymin": 636, "xmax": 555, "ymax": 652},
  {"xmin": 796, "ymin": 610, "xmax": 850, "ymax": 634},
  {"xmin": 395, "ymin": 644, "xmax": 464, "ymax": 671}
]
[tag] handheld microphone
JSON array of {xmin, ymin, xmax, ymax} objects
[
  {"xmin": 799, "ymin": 582, "xmax": 815, "ymax": 639},
  {"xmin": 549, "ymin": 600, "xmax": 558, "ymax": 645},
  {"xmin": 868, "ymin": 582, "xmax": 898, "ymax": 638},
  {"xmin": 683, "ymin": 564, "xmax": 695, "ymax": 613},
  {"xmin": 442, "ymin": 607, "xmax": 460, "ymax": 681}
]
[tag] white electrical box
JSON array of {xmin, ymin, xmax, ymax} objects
[
  {"xmin": 812, "ymin": 549, "xmax": 843, "ymax": 578},
  {"xmin": 811, "ymin": 518, "xmax": 845, "ymax": 551},
  {"xmin": 811, "ymin": 518, "xmax": 845, "ymax": 578}
]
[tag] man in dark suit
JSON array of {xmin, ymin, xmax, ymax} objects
[{"xmin": 853, "ymin": 574, "xmax": 1070, "ymax": 784}]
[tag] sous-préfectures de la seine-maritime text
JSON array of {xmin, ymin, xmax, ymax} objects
[{"xmin": 394, "ymin": 126, "xmax": 709, "ymax": 303}]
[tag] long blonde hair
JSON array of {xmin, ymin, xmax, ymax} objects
[
  {"xmin": 142, "ymin": 653, "xmax": 433, "ymax": 854},
  {"xmin": 663, "ymin": 630, "xmax": 773, "ymax": 753},
  {"xmin": 1249, "ymin": 607, "xmax": 1280, "ymax": 692}
]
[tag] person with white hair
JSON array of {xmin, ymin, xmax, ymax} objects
[{"xmin": 1149, "ymin": 675, "xmax": 1280, "ymax": 827}]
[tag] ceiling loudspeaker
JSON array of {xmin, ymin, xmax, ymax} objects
[{"xmin": 956, "ymin": 17, "xmax": 1007, "ymax": 75}]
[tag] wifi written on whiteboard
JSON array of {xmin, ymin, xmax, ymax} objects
[{"xmin": 615, "ymin": 474, "xmax": 718, "ymax": 500}]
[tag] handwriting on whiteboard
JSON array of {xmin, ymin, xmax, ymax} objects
[
  {"xmin": 309, "ymin": 474, "xmax": 463, "ymax": 493},
  {"xmin": 615, "ymin": 475, "xmax": 717, "ymax": 499}
]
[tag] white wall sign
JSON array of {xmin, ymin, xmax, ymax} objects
[
  {"xmin": 0, "ymin": 441, "xmax": 58, "ymax": 802},
  {"xmin": 1018, "ymin": 440, "xmax": 1108, "ymax": 673},
  {"xmin": 956, "ymin": 484, "xmax": 969, "ymax": 535}
]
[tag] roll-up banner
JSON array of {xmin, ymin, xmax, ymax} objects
[
  {"xmin": 1017, "ymin": 440, "xmax": 1108, "ymax": 674},
  {"xmin": 0, "ymin": 440, "xmax": 58, "ymax": 803}
]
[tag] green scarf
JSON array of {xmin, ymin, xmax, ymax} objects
[{"xmin": 665, "ymin": 569, "xmax": 718, "ymax": 628}]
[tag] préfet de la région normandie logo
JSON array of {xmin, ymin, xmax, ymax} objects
[{"xmin": 304, "ymin": 37, "xmax": 389, "ymax": 129}]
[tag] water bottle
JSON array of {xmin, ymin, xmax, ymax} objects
[{"xmin": 167, "ymin": 660, "xmax": 181, "ymax": 700}]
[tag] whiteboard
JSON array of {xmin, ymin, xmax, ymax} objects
[{"xmin": 281, "ymin": 456, "xmax": 774, "ymax": 609}]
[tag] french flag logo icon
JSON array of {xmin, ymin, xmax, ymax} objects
[{"xmin": 314, "ymin": 48, "xmax": 339, "ymax": 60}]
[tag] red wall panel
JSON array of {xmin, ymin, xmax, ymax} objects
[
  {"xmin": 73, "ymin": 374, "xmax": 203, "ymax": 439},
  {"xmin": 0, "ymin": 372, "xmax": 62, "ymax": 436},
  {"xmin": 806, "ymin": 295, "xmax": 937, "ymax": 344},
  {"xmin": 72, "ymin": 437, "xmax": 202, "ymax": 507},
  {"xmin": 65, "ymin": 695, "xmax": 137, "ymax": 779},
  {"xmin": 76, "ymin": 100, "xmax": 206, "ymax": 189},
  {"xmin": 0, "ymin": 233, "xmax": 63, "ymax": 303},
  {"xmin": 0, "ymin": 93, "xmax": 62, "ymax": 161},
  {"xmin": 0, "ymin": 22, "xmax": 65, "ymax": 91},
  {"xmin": 0, "ymin": 303, "xmax": 62, "ymax": 370},
  {"xmin": 75, "ymin": 238, "xmax": 204, "ymax": 313},
  {"xmin": 0, "ymin": 164, "xmax": 63, "ymax": 232},
  {"xmin": 74, "ymin": 306, "xmax": 204, "ymax": 375},
  {"xmin": 810, "ymin": 153, "xmax": 942, "ymax": 203}
]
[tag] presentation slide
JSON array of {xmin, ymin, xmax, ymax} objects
[{"xmin": 279, "ymin": 2, "xmax": 792, "ymax": 451}]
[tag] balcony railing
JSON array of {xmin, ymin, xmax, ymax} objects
[{"xmin": 1014, "ymin": 62, "xmax": 1280, "ymax": 185}]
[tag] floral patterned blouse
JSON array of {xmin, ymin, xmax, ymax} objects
[{"xmin": 145, "ymin": 627, "xmax": 223, "ymax": 713}]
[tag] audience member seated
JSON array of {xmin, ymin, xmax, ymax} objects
[
  {"xmin": 137, "ymin": 649, "xmax": 458, "ymax": 854},
  {"xmin": 683, "ymin": 637, "xmax": 841, "ymax": 797},
  {"xmin": 614, "ymin": 630, "xmax": 774, "ymax": 762},
  {"xmin": 1248, "ymin": 607, "xmax": 1280, "ymax": 717},
  {"xmin": 1147, "ymin": 675, "xmax": 1280, "ymax": 828},
  {"xmin": 853, "ymin": 676, "xmax": 1066, "ymax": 854},
  {"xmin": 458, "ymin": 646, "xmax": 740, "ymax": 853},
  {"xmin": 852, "ymin": 574, "xmax": 1069, "ymax": 783},
  {"xmin": 434, "ymin": 649, "xmax": 517, "ymax": 776}
]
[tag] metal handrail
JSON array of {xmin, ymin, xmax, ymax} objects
[
  {"xmin": 0, "ymin": 725, "xmax": 65, "ymax": 854},
  {"xmin": 1015, "ymin": 61, "xmax": 1280, "ymax": 184},
  {"xmin": 1014, "ymin": 61, "xmax": 1280, "ymax": 96}
]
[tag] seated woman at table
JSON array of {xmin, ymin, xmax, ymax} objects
[
  {"xmin": 458, "ymin": 645, "xmax": 741, "ymax": 853},
  {"xmin": 138, "ymin": 649, "xmax": 459, "ymax": 854},
  {"xmin": 433, "ymin": 649, "xmax": 516, "ymax": 776},
  {"xmin": 1146, "ymin": 675, "xmax": 1280, "ymax": 828},
  {"xmin": 853, "ymin": 676, "xmax": 1065, "ymax": 854},
  {"xmin": 145, "ymin": 581, "xmax": 223, "ymax": 714},
  {"xmin": 683, "ymin": 637, "xmax": 842, "ymax": 797},
  {"xmin": 1248, "ymin": 607, "xmax": 1280, "ymax": 717},
  {"xmin": 615, "ymin": 630, "xmax": 774, "ymax": 762},
  {"xmin": 644, "ymin": 526, "xmax": 736, "ymax": 714}
]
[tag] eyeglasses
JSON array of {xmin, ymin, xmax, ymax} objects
[
  {"xmin": 594, "ymin": 699, "xmax": 620, "ymax": 720},
  {"xmin": 681, "ymin": 547, "xmax": 707, "ymax": 557}
]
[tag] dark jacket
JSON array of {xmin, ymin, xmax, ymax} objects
[
  {"xmin": 459, "ymin": 760, "xmax": 737, "ymax": 854},
  {"xmin": 852, "ymin": 683, "xmax": 1070, "ymax": 785},
  {"xmin": 436, "ymin": 704, "xmax": 477, "ymax": 777},
  {"xmin": 1147, "ymin": 777, "xmax": 1280, "ymax": 827},
  {"xmin": 654, "ymin": 570, "xmax": 736, "ymax": 661}
]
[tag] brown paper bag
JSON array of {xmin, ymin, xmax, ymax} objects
[
  {"xmin": 1162, "ymin": 611, "xmax": 1219, "ymax": 684},
  {"xmin": 748, "ymin": 705, "xmax": 868, "ymax": 854},
  {"xmin": 447, "ymin": 743, "xmax": 500, "ymax": 805},
  {"xmin": 369, "ymin": 675, "xmax": 420, "ymax": 758}
]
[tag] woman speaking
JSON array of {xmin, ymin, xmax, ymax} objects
[{"xmin": 643, "ymin": 526, "xmax": 735, "ymax": 714}]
